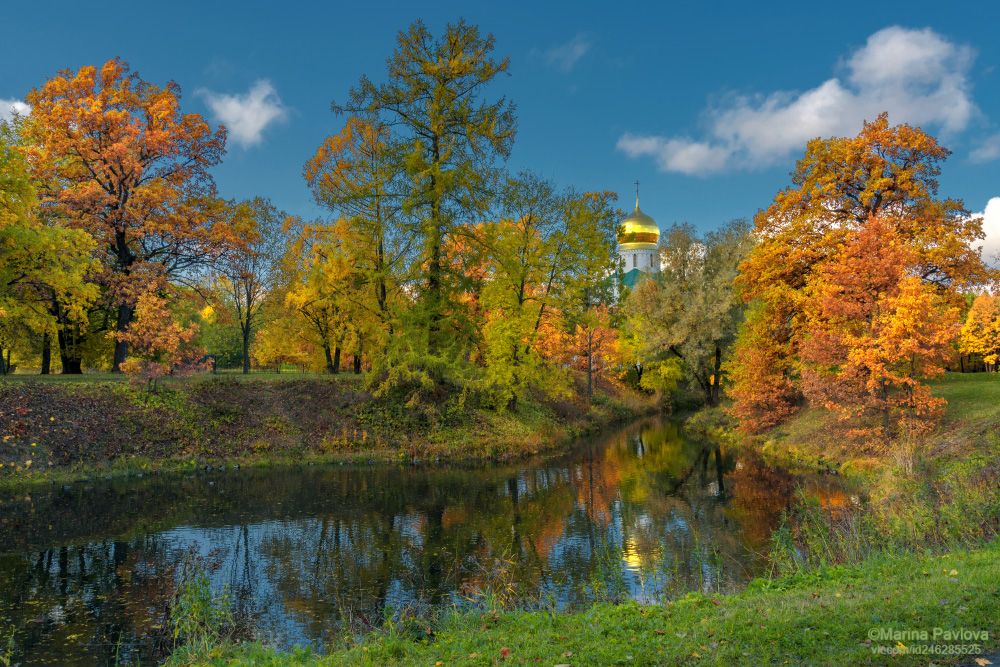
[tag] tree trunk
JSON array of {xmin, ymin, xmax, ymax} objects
[
  {"xmin": 0, "ymin": 349, "xmax": 8, "ymax": 375},
  {"xmin": 323, "ymin": 343, "xmax": 335, "ymax": 374},
  {"xmin": 112, "ymin": 303, "xmax": 134, "ymax": 373},
  {"xmin": 704, "ymin": 379, "xmax": 715, "ymax": 406},
  {"xmin": 40, "ymin": 333, "xmax": 51, "ymax": 375},
  {"xmin": 586, "ymin": 331, "xmax": 594, "ymax": 399},
  {"xmin": 56, "ymin": 328, "xmax": 83, "ymax": 374},
  {"xmin": 332, "ymin": 346, "xmax": 341, "ymax": 374},
  {"xmin": 711, "ymin": 344, "xmax": 722, "ymax": 405},
  {"xmin": 353, "ymin": 353, "xmax": 361, "ymax": 374},
  {"xmin": 241, "ymin": 325, "xmax": 251, "ymax": 375},
  {"xmin": 426, "ymin": 137, "xmax": 443, "ymax": 354}
]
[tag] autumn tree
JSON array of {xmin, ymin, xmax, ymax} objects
[
  {"xmin": 0, "ymin": 121, "xmax": 97, "ymax": 374},
  {"xmin": 730, "ymin": 114, "xmax": 991, "ymax": 435},
  {"xmin": 24, "ymin": 58, "xmax": 232, "ymax": 371},
  {"xmin": 215, "ymin": 197, "xmax": 286, "ymax": 373},
  {"xmin": 556, "ymin": 191, "xmax": 621, "ymax": 399},
  {"xmin": 959, "ymin": 293, "xmax": 1000, "ymax": 371},
  {"xmin": 626, "ymin": 220, "xmax": 751, "ymax": 406},
  {"xmin": 252, "ymin": 295, "xmax": 317, "ymax": 372},
  {"xmin": 798, "ymin": 216, "xmax": 960, "ymax": 443},
  {"xmin": 477, "ymin": 173, "xmax": 570, "ymax": 406},
  {"xmin": 280, "ymin": 218, "xmax": 367, "ymax": 374},
  {"xmin": 725, "ymin": 300, "xmax": 800, "ymax": 431},
  {"xmin": 335, "ymin": 20, "xmax": 516, "ymax": 356},
  {"xmin": 117, "ymin": 288, "xmax": 205, "ymax": 389},
  {"xmin": 304, "ymin": 116, "xmax": 410, "ymax": 358}
]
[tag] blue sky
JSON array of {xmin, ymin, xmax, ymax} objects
[{"xmin": 2, "ymin": 0, "xmax": 998, "ymax": 255}]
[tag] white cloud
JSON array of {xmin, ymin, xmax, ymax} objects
[
  {"xmin": 973, "ymin": 197, "xmax": 1000, "ymax": 266},
  {"xmin": 544, "ymin": 34, "xmax": 592, "ymax": 73},
  {"xmin": 617, "ymin": 134, "xmax": 729, "ymax": 176},
  {"xmin": 618, "ymin": 26, "xmax": 979, "ymax": 175},
  {"xmin": 0, "ymin": 98, "xmax": 30, "ymax": 124},
  {"xmin": 197, "ymin": 80, "xmax": 287, "ymax": 148},
  {"xmin": 970, "ymin": 133, "xmax": 1000, "ymax": 163}
]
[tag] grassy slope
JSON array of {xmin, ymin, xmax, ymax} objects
[
  {"xmin": 168, "ymin": 541, "xmax": 1000, "ymax": 666},
  {"xmin": 758, "ymin": 372, "xmax": 1000, "ymax": 475},
  {"xmin": 0, "ymin": 374, "xmax": 655, "ymax": 487}
]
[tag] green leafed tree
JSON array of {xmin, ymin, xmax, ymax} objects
[
  {"xmin": 477, "ymin": 172, "xmax": 570, "ymax": 406},
  {"xmin": 626, "ymin": 219, "xmax": 752, "ymax": 406},
  {"xmin": 334, "ymin": 19, "xmax": 516, "ymax": 356},
  {"xmin": 305, "ymin": 116, "xmax": 412, "ymax": 360},
  {"xmin": 215, "ymin": 197, "xmax": 286, "ymax": 373}
]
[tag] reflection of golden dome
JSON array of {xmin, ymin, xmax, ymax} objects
[{"xmin": 619, "ymin": 202, "xmax": 659, "ymax": 248}]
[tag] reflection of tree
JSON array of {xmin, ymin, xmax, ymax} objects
[
  {"xmin": 0, "ymin": 536, "xmax": 178, "ymax": 666},
  {"xmin": 725, "ymin": 453, "xmax": 797, "ymax": 552},
  {"xmin": 4, "ymin": 419, "xmax": 839, "ymax": 663}
]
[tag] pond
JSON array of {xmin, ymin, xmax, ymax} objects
[{"xmin": 0, "ymin": 419, "xmax": 850, "ymax": 665}]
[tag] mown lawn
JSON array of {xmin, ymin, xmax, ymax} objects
[
  {"xmin": 759, "ymin": 371, "xmax": 1000, "ymax": 474},
  {"xmin": 931, "ymin": 372, "xmax": 1000, "ymax": 450},
  {"xmin": 167, "ymin": 541, "xmax": 1000, "ymax": 666}
]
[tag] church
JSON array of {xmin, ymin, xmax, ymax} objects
[{"xmin": 618, "ymin": 185, "xmax": 660, "ymax": 288}]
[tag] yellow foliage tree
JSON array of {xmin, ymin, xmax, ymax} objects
[{"xmin": 959, "ymin": 294, "xmax": 1000, "ymax": 370}]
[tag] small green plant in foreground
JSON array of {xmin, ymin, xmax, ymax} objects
[{"xmin": 171, "ymin": 564, "xmax": 234, "ymax": 654}]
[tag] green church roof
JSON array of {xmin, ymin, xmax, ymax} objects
[{"xmin": 622, "ymin": 268, "xmax": 643, "ymax": 288}]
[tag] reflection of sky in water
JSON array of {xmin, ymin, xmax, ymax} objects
[{"xmin": 0, "ymin": 419, "xmax": 852, "ymax": 664}]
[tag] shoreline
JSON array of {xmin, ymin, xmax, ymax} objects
[
  {"xmin": 167, "ymin": 540, "xmax": 1000, "ymax": 666},
  {"xmin": 0, "ymin": 376, "xmax": 659, "ymax": 490}
]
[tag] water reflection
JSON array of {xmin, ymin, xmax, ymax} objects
[{"xmin": 0, "ymin": 419, "xmax": 841, "ymax": 665}]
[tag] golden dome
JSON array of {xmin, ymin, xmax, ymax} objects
[{"xmin": 619, "ymin": 201, "xmax": 659, "ymax": 248}]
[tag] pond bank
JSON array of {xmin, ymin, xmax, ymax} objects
[
  {"xmin": 0, "ymin": 418, "xmax": 815, "ymax": 665},
  {"xmin": 0, "ymin": 376, "xmax": 657, "ymax": 488},
  {"xmin": 167, "ymin": 540, "xmax": 1000, "ymax": 666}
]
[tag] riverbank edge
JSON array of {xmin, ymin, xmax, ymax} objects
[
  {"xmin": 0, "ymin": 378, "xmax": 660, "ymax": 491},
  {"xmin": 683, "ymin": 373, "xmax": 1000, "ymax": 482},
  {"xmin": 166, "ymin": 539, "xmax": 1000, "ymax": 666}
]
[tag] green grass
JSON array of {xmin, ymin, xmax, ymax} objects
[
  {"xmin": 754, "ymin": 372, "xmax": 1000, "ymax": 476},
  {"xmin": 930, "ymin": 372, "xmax": 1000, "ymax": 447},
  {"xmin": 166, "ymin": 541, "xmax": 1000, "ymax": 666}
]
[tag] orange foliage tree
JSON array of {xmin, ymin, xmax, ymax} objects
[
  {"xmin": 798, "ymin": 217, "xmax": 959, "ymax": 442},
  {"xmin": 24, "ymin": 58, "xmax": 231, "ymax": 371},
  {"xmin": 117, "ymin": 289, "xmax": 205, "ymax": 388},
  {"xmin": 729, "ymin": 114, "xmax": 991, "ymax": 437}
]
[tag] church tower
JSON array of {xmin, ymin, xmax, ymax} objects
[{"xmin": 618, "ymin": 182, "xmax": 660, "ymax": 287}]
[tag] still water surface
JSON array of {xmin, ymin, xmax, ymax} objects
[{"xmin": 0, "ymin": 419, "xmax": 847, "ymax": 665}]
